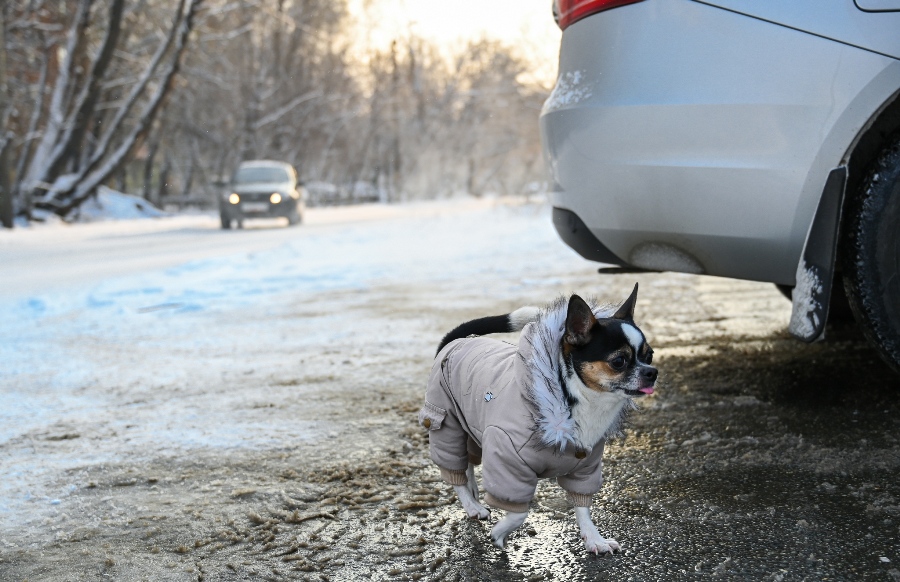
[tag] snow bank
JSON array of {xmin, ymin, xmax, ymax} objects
[{"xmin": 74, "ymin": 186, "xmax": 166, "ymax": 222}]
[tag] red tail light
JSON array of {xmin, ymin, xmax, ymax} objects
[{"xmin": 554, "ymin": 0, "xmax": 646, "ymax": 30}]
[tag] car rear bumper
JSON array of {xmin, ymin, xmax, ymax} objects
[{"xmin": 540, "ymin": 0, "xmax": 898, "ymax": 284}]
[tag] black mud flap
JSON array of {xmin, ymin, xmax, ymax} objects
[{"xmin": 788, "ymin": 167, "xmax": 847, "ymax": 343}]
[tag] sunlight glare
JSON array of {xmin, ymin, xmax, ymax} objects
[{"xmin": 349, "ymin": 0, "xmax": 561, "ymax": 85}]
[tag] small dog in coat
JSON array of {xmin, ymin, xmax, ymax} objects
[{"xmin": 419, "ymin": 284, "xmax": 656, "ymax": 553}]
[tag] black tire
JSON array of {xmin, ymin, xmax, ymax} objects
[
  {"xmin": 842, "ymin": 131, "xmax": 900, "ymax": 374},
  {"xmin": 287, "ymin": 211, "xmax": 301, "ymax": 226},
  {"xmin": 220, "ymin": 214, "xmax": 231, "ymax": 229}
]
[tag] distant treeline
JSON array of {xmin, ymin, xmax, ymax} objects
[{"xmin": 0, "ymin": 0, "xmax": 549, "ymax": 223}]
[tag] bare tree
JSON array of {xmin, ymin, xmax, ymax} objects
[
  {"xmin": 3, "ymin": 0, "xmax": 202, "ymax": 218},
  {"xmin": 42, "ymin": 0, "xmax": 202, "ymax": 215},
  {"xmin": 357, "ymin": 35, "xmax": 547, "ymax": 201}
]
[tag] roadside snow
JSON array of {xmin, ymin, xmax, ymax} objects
[{"xmin": 74, "ymin": 186, "xmax": 167, "ymax": 221}]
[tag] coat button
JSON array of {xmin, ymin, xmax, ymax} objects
[
  {"xmin": 423, "ymin": 418, "xmax": 432, "ymax": 429},
  {"xmin": 574, "ymin": 450, "xmax": 586, "ymax": 459}
]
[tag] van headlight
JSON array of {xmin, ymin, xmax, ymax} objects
[
  {"xmin": 228, "ymin": 193, "xmax": 240, "ymax": 205},
  {"xmin": 270, "ymin": 192, "xmax": 282, "ymax": 204}
]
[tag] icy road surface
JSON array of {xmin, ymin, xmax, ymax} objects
[{"xmin": 1, "ymin": 198, "xmax": 899, "ymax": 581}]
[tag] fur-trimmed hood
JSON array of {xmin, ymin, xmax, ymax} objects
[{"xmin": 518, "ymin": 297, "xmax": 629, "ymax": 451}]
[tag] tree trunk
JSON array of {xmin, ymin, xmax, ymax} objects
[
  {"xmin": 0, "ymin": 6, "xmax": 12, "ymax": 228},
  {"xmin": 14, "ymin": 50, "xmax": 50, "ymax": 218},
  {"xmin": 42, "ymin": 0, "xmax": 126, "ymax": 182},
  {"xmin": 143, "ymin": 135, "xmax": 160, "ymax": 201},
  {"xmin": 181, "ymin": 148, "xmax": 195, "ymax": 199},
  {"xmin": 0, "ymin": 142, "xmax": 12, "ymax": 229},
  {"xmin": 114, "ymin": 164, "xmax": 126, "ymax": 193},
  {"xmin": 22, "ymin": 0, "xmax": 94, "ymax": 192},
  {"xmin": 157, "ymin": 155, "xmax": 171, "ymax": 207}
]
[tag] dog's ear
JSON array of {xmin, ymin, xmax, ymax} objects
[
  {"xmin": 612, "ymin": 283, "xmax": 639, "ymax": 321},
  {"xmin": 565, "ymin": 294, "xmax": 597, "ymax": 347}
]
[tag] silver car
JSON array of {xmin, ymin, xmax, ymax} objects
[{"xmin": 540, "ymin": 0, "xmax": 900, "ymax": 371}]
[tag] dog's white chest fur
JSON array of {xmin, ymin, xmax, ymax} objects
[{"xmin": 567, "ymin": 374, "xmax": 630, "ymax": 449}]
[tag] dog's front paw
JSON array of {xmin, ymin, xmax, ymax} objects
[
  {"xmin": 582, "ymin": 533, "xmax": 620, "ymax": 555},
  {"xmin": 462, "ymin": 499, "xmax": 490, "ymax": 520},
  {"xmin": 490, "ymin": 511, "xmax": 528, "ymax": 549},
  {"xmin": 490, "ymin": 528, "xmax": 509, "ymax": 549},
  {"xmin": 452, "ymin": 484, "xmax": 489, "ymax": 520}
]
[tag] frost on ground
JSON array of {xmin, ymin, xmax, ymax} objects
[{"xmin": 2, "ymin": 198, "xmax": 899, "ymax": 581}]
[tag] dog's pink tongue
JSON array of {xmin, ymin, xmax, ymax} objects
[{"xmin": 639, "ymin": 387, "xmax": 655, "ymax": 394}]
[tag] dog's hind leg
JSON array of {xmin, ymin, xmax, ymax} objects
[
  {"xmin": 464, "ymin": 464, "xmax": 480, "ymax": 501},
  {"xmin": 453, "ymin": 477, "xmax": 489, "ymax": 520},
  {"xmin": 574, "ymin": 506, "xmax": 620, "ymax": 554},
  {"xmin": 490, "ymin": 510, "xmax": 528, "ymax": 549}
]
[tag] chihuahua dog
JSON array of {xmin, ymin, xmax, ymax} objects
[{"xmin": 419, "ymin": 284, "xmax": 656, "ymax": 553}]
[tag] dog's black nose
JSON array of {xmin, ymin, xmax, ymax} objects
[{"xmin": 641, "ymin": 367, "xmax": 658, "ymax": 383}]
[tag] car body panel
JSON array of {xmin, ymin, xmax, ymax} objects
[
  {"xmin": 855, "ymin": 0, "xmax": 900, "ymax": 12},
  {"xmin": 540, "ymin": 0, "xmax": 900, "ymax": 284},
  {"xmin": 692, "ymin": 0, "xmax": 900, "ymax": 58}
]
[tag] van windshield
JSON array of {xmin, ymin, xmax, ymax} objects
[{"xmin": 233, "ymin": 166, "xmax": 290, "ymax": 184}]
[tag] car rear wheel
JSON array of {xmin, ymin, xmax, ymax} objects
[{"xmin": 842, "ymin": 131, "xmax": 900, "ymax": 374}]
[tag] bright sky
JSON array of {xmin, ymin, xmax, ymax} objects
[{"xmin": 348, "ymin": 0, "xmax": 562, "ymax": 86}]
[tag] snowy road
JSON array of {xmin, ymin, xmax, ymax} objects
[
  {"xmin": 2, "ymin": 198, "xmax": 899, "ymax": 581},
  {"xmin": 0, "ymin": 203, "xmax": 482, "ymax": 298}
]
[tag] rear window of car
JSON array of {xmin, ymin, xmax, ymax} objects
[{"xmin": 234, "ymin": 166, "xmax": 290, "ymax": 184}]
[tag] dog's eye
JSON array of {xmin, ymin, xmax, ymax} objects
[{"xmin": 610, "ymin": 356, "xmax": 627, "ymax": 371}]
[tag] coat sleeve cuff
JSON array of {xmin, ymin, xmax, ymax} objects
[
  {"xmin": 566, "ymin": 491, "xmax": 593, "ymax": 507},
  {"xmin": 440, "ymin": 467, "xmax": 468, "ymax": 486},
  {"xmin": 484, "ymin": 492, "xmax": 530, "ymax": 513}
]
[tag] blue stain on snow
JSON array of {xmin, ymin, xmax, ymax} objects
[
  {"xmin": 108, "ymin": 287, "xmax": 163, "ymax": 297},
  {"xmin": 86, "ymin": 295, "xmax": 114, "ymax": 309},
  {"xmin": 24, "ymin": 298, "xmax": 46, "ymax": 315}
]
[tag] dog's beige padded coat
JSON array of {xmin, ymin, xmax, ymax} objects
[{"xmin": 420, "ymin": 332, "xmax": 606, "ymax": 513}]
